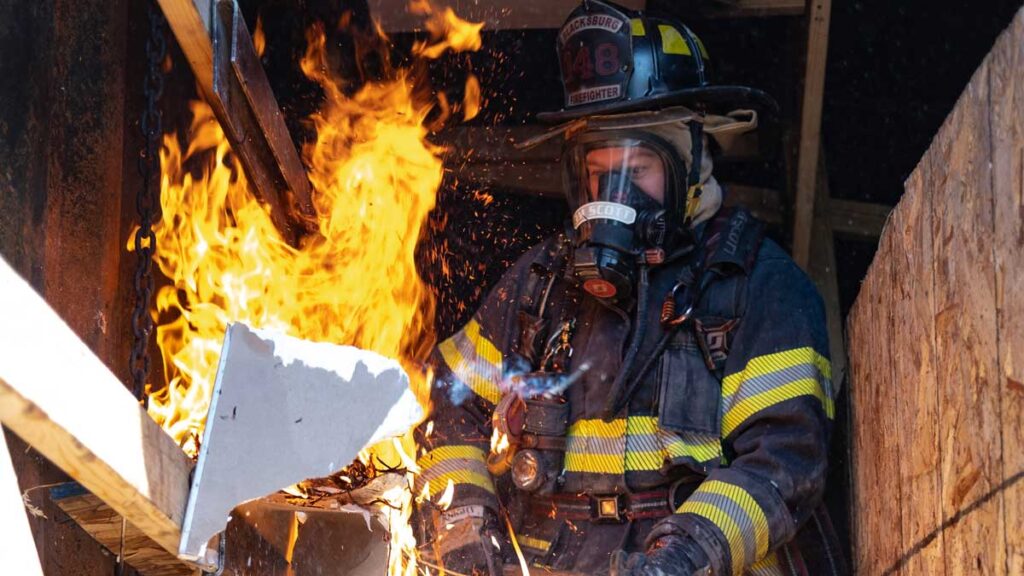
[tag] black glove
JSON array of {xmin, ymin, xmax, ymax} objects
[
  {"xmin": 608, "ymin": 522, "xmax": 712, "ymax": 576},
  {"xmin": 417, "ymin": 505, "xmax": 509, "ymax": 576}
]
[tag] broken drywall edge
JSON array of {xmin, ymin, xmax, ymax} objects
[{"xmin": 179, "ymin": 323, "xmax": 421, "ymax": 564}]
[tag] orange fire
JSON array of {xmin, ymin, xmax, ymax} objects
[{"xmin": 144, "ymin": 5, "xmax": 483, "ymax": 575}]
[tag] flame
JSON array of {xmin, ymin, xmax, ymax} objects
[
  {"xmin": 412, "ymin": 4, "xmax": 484, "ymax": 59},
  {"xmin": 144, "ymin": 4, "xmax": 483, "ymax": 575},
  {"xmin": 463, "ymin": 74, "xmax": 481, "ymax": 121},
  {"xmin": 435, "ymin": 479, "xmax": 455, "ymax": 510},
  {"xmin": 505, "ymin": 513, "xmax": 531, "ymax": 576},
  {"xmin": 253, "ymin": 15, "xmax": 266, "ymax": 58},
  {"xmin": 490, "ymin": 428, "xmax": 510, "ymax": 454},
  {"xmin": 285, "ymin": 512, "xmax": 301, "ymax": 567}
]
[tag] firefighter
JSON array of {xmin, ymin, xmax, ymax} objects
[{"xmin": 413, "ymin": 2, "xmax": 845, "ymax": 575}]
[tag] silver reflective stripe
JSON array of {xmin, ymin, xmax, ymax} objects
[
  {"xmin": 440, "ymin": 505, "xmax": 487, "ymax": 525},
  {"xmin": 572, "ymin": 202, "xmax": 637, "ymax": 228}
]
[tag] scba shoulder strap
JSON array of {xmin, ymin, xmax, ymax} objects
[
  {"xmin": 690, "ymin": 207, "xmax": 764, "ymax": 375},
  {"xmin": 514, "ymin": 232, "xmax": 575, "ymax": 370}
]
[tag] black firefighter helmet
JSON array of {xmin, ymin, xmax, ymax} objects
[{"xmin": 537, "ymin": 0, "xmax": 779, "ymax": 123}]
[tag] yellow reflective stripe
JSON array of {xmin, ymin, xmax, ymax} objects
[
  {"xmin": 722, "ymin": 378, "xmax": 833, "ymax": 437},
  {"xmin": 414, "ymin": 445, "xmax": 492, "ymax": 497},
  {"xmin": 519, "ymin": 535, "xmax": 551, "ymax": 552},
  {"xmin": 417, "ymin": 445, "xmax": 487, "ymax": 468},
  {"xmin": 723, "ymin": 347, "xmax": 831, "ymax": 398},
  {"xmin": 421, "ymin": 470, "xmax": 494, "ymax": 498},
  {"xmin": 658, "ymin": 24, "xmax": 692, "ymax": 56},
  {"xmin": 624, "ymin": 448, "xmax": 663, "ymax": 472},
  {"xmin": 720, "ymin": 347, "xmax": 834, "ymax": 436},
  {"xmin": 662, "ymin": 432, "xmax": 722, "ymax": 463},
  {"xmin": 464, "ymin": 319, "xmax": 503, "ymax": 368},
  {"xmin": 564, "ymin": 451, "xmax": 625, "ymax": 474},
  {"xmin": 626, "ymin": 415, "xmax": 658, "ymax": 434},
  {"xmin": 566, "ymin": 417, "xmax": 722, "ymax": 473},
  {"xmin": 438, "ymin": 320, "xmax": 503, "ymax": 405},
  {"xmin": 677, "ymin": 500, "xmax": 746, "ymax": 574},
  {"xmin": 748, "ymin": 552, "xmax": 784, "ymax": 576},
  {"xmin": 570, "ymin": 418, "xmax": 627, "ymax": 437},
  {"xmin": 698, "ymin": 481, "xmax": 769, "ymax": 560},
  {"xmin": 631, "ymin": 18, "xmax": 646, "ymax": 36}
]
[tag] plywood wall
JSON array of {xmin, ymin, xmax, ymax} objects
[{"xmin": 847, "ymin": 7, "xmax": 1023, "ymax": 575}]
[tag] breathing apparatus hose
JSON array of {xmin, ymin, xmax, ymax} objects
[
  {"xmin": 611, "ymin": 325, "xmax": 677, "ymax": 418},
  {"xmin": 601, "ymin": 264, "xmax": 650, "ymax": 421}
]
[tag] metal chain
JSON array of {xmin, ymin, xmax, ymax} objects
[
  {"xmin": 121, "ymin": 6, "xmax": 167, "ymax": 576},
  {"xmin": 130, "ymin": 2, "xmax": 167, "ymax": 407}
]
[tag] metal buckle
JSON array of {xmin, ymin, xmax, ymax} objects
[{"xmin": 593, "ymin": 495, "xmax": 623, "ymax": 522}]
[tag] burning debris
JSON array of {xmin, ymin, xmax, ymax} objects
[{"xmin": 138, "ymin": 3, "xmax": 485, "ymax": 574}]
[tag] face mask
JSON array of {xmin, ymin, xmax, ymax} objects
[{"xmin": 571, "ymin": 171, "xmax": 666, "ymax": 301}]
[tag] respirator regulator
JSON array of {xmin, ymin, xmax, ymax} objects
[{"xmin": 567, "ymin": 130, "xmax": 690, "ymax": 301}]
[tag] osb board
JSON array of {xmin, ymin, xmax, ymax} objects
[
  {"xmin": 848, "ymin": 6, "xmax": 1024, "ymax": 574},
  {"xmin": 50, "ymin": 485, "xmax": 195, "ymax": 576},
  {"xmin": 928, "ymin": 58, "xmax": 1005, "ymax": 576},
  {"xmin": 847, "ymin": 227, "xmax": 902, "ymax": 575},
  {"xmin": 889, "ymin": 169, "xmax": 944, "ymax": 576},
  {"xmin": 990, "ymin": 10, "xmax": 1024, "ymax": 573}
]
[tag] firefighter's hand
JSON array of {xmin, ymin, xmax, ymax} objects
[
  {"xmin": 609, "ymin": 535, "xmax": 710, "ymax": 576},
  {"xmin": 423, "ymin": 507, "xmax": 508, "ymax": 576}
]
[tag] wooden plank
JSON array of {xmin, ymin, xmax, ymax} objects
[
  {"xmin": 807, "ymin": 151, "xmax": 845, "ymax": 387},
  {"xmin": 1, "ymin": 433, "xmax": 45, "ymax": 576},
  {"xmin": 809, "ymin": 218, "xmax": 842, "ymax": 379},
  {"xmin": 156, "ymin": 0, "xmax": 213, "ymax": 92},
  {"xmin": 889, "ymin": 167, "xmax": 945, "ymax": 575},
  {"xmin": 0, "ymin": 255, "xmax": 194, "ymax": 560},
  {"xmin": 371, "ymin": 0, "xmax": 804, "ymax": 31},
  {"xmin": 369, "ymin": 0, "xmax": 644, "ymax": 32},
  {"xmin": 50, "ymin": 484, "xmax": 195, "ymax": 576},
  {"xmin": 823, "ymin": 198, "xmax": 892, "ymax": 239},
  {"xmin": 442, "ymin": 126, "xmax": 775, "ymax": 207},
  {"xmin": 722, "ymin": 184, "xmax": 784, "ymax": 225},
  {"xmin": 791, "ymin": 0, "xmax": 832, "ymax": 269},
  {"xmin": 989, "ymin": 8, "xmax": 1024, "ymax": 574},
  {"xmin": 156, "ymin": 0, "xmax": 313, "ymax": 239},
  {"xmin": 928, "ymin": 58, "xmax": 1006, "ymax": 575},
  {"xmin": 847, "ymin": 226, "xmax": 904, "ymax": 574},
  {"xmin": 693, "ymin": 0, "xmax": 807, "ymax": 18}
]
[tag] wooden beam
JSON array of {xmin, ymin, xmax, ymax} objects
[
  {"xmin": 1, "ymin": 432, "xmax": 45, "ymax": 576},
  {"xmin": 50, "ymin": 484, "xmax": 195, "ymax": 576},
  {"xmin": 696, "ymin": 0, "xmax": 806, "ymax": 18},
  {"xmin": 806, "ymin": 157, "xmax": 845, "ymax": 389},
  {"xmin": 791, "ymin": 0, "xmax": 832, "ymax": 269},
  {"xmin": 821, "ymin": 198, "xmax": 891, "ymax": 238},
  {"xmin": 370, "ymin": 0, "xmax": 645, "ymax": 32},
  {"xmin": 372, "ymin": 0, "xmax": 804, "ymax": 31},
  {"xmin": 0, "ymin": 255, "xmax": 194, "ymax": 562},
  {"xmin": 156, "ymin": 0, "xmax": 313, "ymax": 239},
  {"xmin": 722, "ymin": 184, "xmax": 784, "ymax": 225},
  {"xmin": 440, "ymin": 125, "xmax": 772, "ymax": 202}
]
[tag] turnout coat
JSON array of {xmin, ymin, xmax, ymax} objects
[{"xmin": 414, "ymin": 213, "xmax": 845, "ymax": 576}]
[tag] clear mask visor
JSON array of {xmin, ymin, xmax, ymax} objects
[{"xmin": 579, "ymin": 141, "xmax": 667, "ymax": 206}]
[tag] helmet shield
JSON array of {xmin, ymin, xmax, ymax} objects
[
  {"xmin": 556, "ymin": 1, "xmax": 634, "ymax": 112},
  {"xmin": 540, "ymin": 1, "xmax": 780, "ymax": 123}
]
